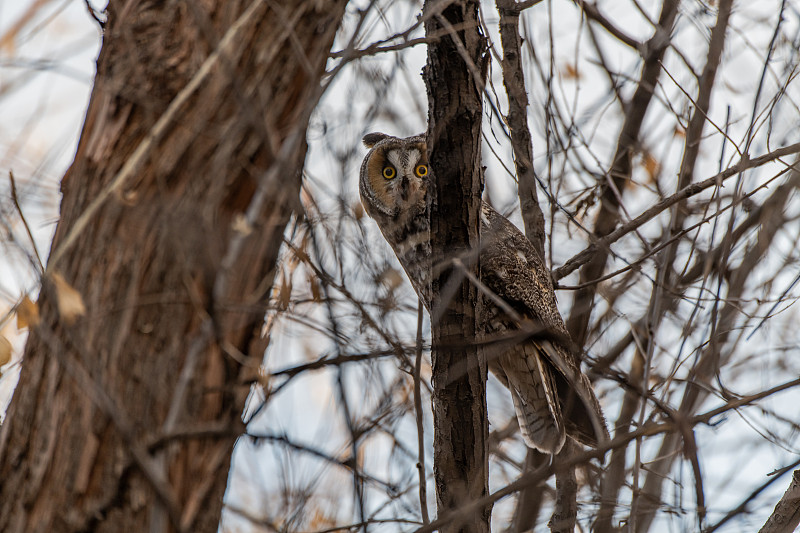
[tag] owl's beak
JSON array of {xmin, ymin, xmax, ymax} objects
[{"xmin": 399, "ymin": 173, "xmax": 411, "ymax": 201}]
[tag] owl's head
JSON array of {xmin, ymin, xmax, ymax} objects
[{"xmin": 359, "ymin": 132, "xmax": 429, "ymax": 219}]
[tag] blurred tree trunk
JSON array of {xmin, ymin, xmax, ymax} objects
[
  {"xmin": 424, "ymin": 1, "xmax": 489, "ymax": 532},
  {"xmin": 0, "ymin": 1, "xmax": 346, "ymax": 532}
]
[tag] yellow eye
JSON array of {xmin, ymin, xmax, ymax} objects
[
  {"xmin": 415, "ymin": 164, "xmax": 428, "ymax": 177},
  {"xmin": 382, "ymin": 166, "xmax": 396, "ymax": 179}
]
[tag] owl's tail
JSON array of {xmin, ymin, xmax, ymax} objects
[
  {"xmin": 538, "ymin": 339, "xmax": 610, "ymax": 449},
  {"xmin": 491, "ymin": 339, "xmax": 609, "ymax": 454},
  {"xmin": 497, "ymin": 345, "xmax": 567, "ymax": 454}
]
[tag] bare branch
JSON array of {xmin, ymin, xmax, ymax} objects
[
  {"xmin": 566, "ymin": 0, "xmax": 680, "ymax": 347},
  {"xmin": 414, "ymin": 301, "xmax": 431, "ymax": 525},
  {"xmin": 497, "ymin": 0, "xmax": 546, "ymax": 258},
  {"xmin": 554, "ymin": 143, "xmax": 800, "ymax": 281},
  {"xmin": 575, "ymin": 2, "xmax": 642, "ymax": 51},
  {"xmin": 758, "ymin": 470, "xmax": 800, "ymax": 533}
]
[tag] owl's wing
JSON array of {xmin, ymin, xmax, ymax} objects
[
  {"xmin": 480, "ymin": 204, "xmax": 609, "ymax": 448},
  {"xmin": 534, "ymin": 338, "xmax": 609, "ymax": 447}
]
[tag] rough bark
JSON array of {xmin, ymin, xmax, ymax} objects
[
  {"xmin": 0, "ymin": 1, "xmax": 346, "ymax": 532},
  {"xmin": 497, "ymin": 0, "xmax": 546, "ymax": 260},
  {"xmin": 423, "ymin": 0, "xmax": 489, "ymax": 531},
  {"xmin": 548, "ymin": 441, "xmax": 577, "ymax": 533},
  {"xmin": 759, "ymin": 471, "xmax": 800, "ymax": 533}
]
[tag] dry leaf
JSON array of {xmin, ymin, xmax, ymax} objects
[
  {"xmin": 309, "ymin": 274, "xmax": 322, "ymax": 303},
  {"xmin": 397, "ymin": 379, "xmax": 413, "ymax": 404},
  {"xmin": 0, "ymin": 34, "xmax": 15, "ymax": 54},
  {"xmin": 308, "ymin": 507, "xmax": 337, "ymax": 529},
  {"xmin": 357, "ymin": 445, "xmax": 366, "ymax": 470},
  {"xmin": 17, "ymin": 296, "xmax": 40, "ymax": 329},
  {"xmin": 643, "ymin": 152, "xmax": 660, "ymax": 183},
  {"xmin": 119, "ymin": 189, "xmax": 139, "ymax": 205},
  {"xmin": 51, "ymin": 272, "xmax": 86, "ymax": 324},
  {"xmin": 563, "ymin": 63, "xmax": 581, "ymax": 80},
  {"xmin": 300, "ymin": 185, "xmax": 314, "ymax": 211},
  {"xmin": 232, "ymin": 213, "xmax": 253, "ymax": 235},
  {"xmin": 277, "ymin": 275, "xmax": 291, "ymax": 310},
  {"xmin": 296, "ymin": 232, "xmax": 311, "ymax": 263},
  {"xmin": 353, "ymin": 202, "xmax": 364, "ymax": 221},
  {"xmin": 379, "ymin": 268, "xmax": 404, "ymax": 291},
  {"xmin": 256, "ymin": 366, "xmax": 271, "ymax": 391},
  {"xmin": 0, "ymin": 336, "xmax": 11, "ymax": 368}
]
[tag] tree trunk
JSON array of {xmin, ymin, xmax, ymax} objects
[
  {"xmin": 423, "ymin": 1, "xmax": 489, "ymax": 532},
  {"xmin": 0, "ymin": 1, "xmax": 346, "ymax": 532}
]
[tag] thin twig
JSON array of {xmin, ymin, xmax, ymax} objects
[
  {"xmin": 8, "ymin": 171, "xmax": 44, "ymax": 273},
  {"xmin": 414, "ymin": 301, "xmax": 430, "ymax": 525},
  {"xmin": 557, "ymin": 161, "xmax": 792, "ymax": 290},
  {"xmin": 575, "ymin": 1, "xmax": 641, "ymax": 50},
  {"xmin": 412, "ymin": 375, "xmax": 800, "ymax": 533},
  {"xmin": 553, "ymin": 143, "xmax": 800, "ymax": 281}
]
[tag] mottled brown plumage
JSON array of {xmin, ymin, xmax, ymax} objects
[{"xmin": 359, "ymin": 132, "xmax": 607, "ymax": 453}]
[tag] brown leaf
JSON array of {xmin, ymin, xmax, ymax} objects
[
  {"xmin": 563, "ymin": 63, "xmax": 581, "ymax": 80},
  {"xmin": 51, "ymin": 272, "xmax": 86, "ymax": 325},
  {"xmin": 17, "ymin": 296, "xmax": 40, "ymax": 329},
  {"xmin": 309, "ymin": 274, "xmax": 322, "ymax": 303},
  {"xmin": 643, "ymin": 152, "xmax": 660, "ymax": 183},
  {"xmin": 308, "ymin": 507, "xmax": 336, "ymax": 529},
  {"xmin": 0, "ymin": 336, "xmax": 11, "ymax": 368},
  {"xmin": 277, "ymin": 274, "xmax": 292, "ymax": 310},
  {"xmin": 379, "ymin": 268, "xmax": 404, "ymax": 291},
  {"xmin": 231, "ymin": 213, "xmax": 253, "ymax": 235},
  {"xmin": 0, "ymin": 34, "xmax": 15, "ymax": 54},
  {"xmin": 353, "ymin": 202, "xmax": 364, "ymax": 221},
  {"xmin": 256, "ymin": 366, "xmax": 271, "ymax": 392}
]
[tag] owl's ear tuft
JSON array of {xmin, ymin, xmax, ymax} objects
[{"xmin": 363, "ymin": 132, "xmax": 390, "ymax": 148}]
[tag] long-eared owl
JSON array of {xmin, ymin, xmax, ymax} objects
[{"xmin": 359, "ymin": 132, "xmax": 607, "ymax": 453}]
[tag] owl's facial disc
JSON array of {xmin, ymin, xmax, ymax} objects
[
  {"xmin": 385, "ymin": 148, "xmax": 425, "ymax": 206},
  {"xmin": 365, "ymin": 143, "xmax": 428, "ymax": 216}
]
